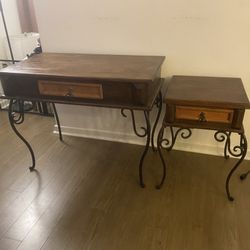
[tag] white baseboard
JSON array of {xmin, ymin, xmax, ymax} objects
[
  {"xmin": 54, "ymin": 125, "xmax": 146, "ymax": 146},
  {"xmin": 54, "ymin": 125, "xmax": 250, "ymax": 160}
]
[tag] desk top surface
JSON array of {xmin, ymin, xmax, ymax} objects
[
  {"xmin": 165, "ymin": 75, "xmax": 250, "ymax": 108},
  {"xmin": 0, "ymin": 53, "xmax": 165, "ymax": 82}
]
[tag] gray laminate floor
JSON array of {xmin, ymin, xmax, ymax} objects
[{"xmin": 0, "ymin": 111, "xmax": 249, "ymax": 250}]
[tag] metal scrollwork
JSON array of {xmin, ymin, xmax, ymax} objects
[
  {"xmin": 121, "ymin": 109, "xmax": 151, "ymax": 187},
  {"xmin": 214, "ymin": 131, "xmax": 228, "ymax": 142},
  {"xmin": 121, "ymin": 109, "xmax": 147, "ymax": 137},
  {"xmin": 214, "ymin": 131, "xmax": 230, "ymax": 159},
  {"xmin": 8, "ymin": 99, "xmax": 35, "ymax": 171},
  {"xmin": 159, "ymin": 126, "xmax": 192, "ymax": 151},
  {"xmin": 239, "ymin": 135, "xmax": 250, "ymax": 181},
  {"xmin": 12, "ymin": 111, "xmax": 24, "ymax": 124},
  {"xmin": 155, "ymin": 126, "xmax": 192, "ymax": 189},
  {"xmin": 156, "ymin": 125, "xmax": 247, "ymax": 201},
  {"xmin": 120, "ymin": 91, "xmax": 163, "ymax": 187},
  {"xmin": 214, "ymin": 131, "xmax": 245, "ymax": 159},
  {"xmin": 9, "ymin": 99, "xmax": 25, "ymax": 124},
  {"xmin": 214, "ymin": 130, "xmax": 247, "ymax": 201}
]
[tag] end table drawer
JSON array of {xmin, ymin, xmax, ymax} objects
[
  {"xmin": 38, "ymin": 80, "xmax": 103, "ymax": 100},
  {"xmin": 175, "ymin": 106, "xmax": 234, "ymax": 124}
]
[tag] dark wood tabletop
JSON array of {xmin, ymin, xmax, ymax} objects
[
  {"xmin": 0, "ymin": 53, "xmax": 165, "ymax": 82},
  {"xmin": 165, "ymin": 75, "xmax": 250, "ymax": 109},
  {"xmin": 0, "ymin": 53, "xmax": 165, "ymax": 110}
]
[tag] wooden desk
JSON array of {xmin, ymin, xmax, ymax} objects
[
  {"xmin": 0, "ymin": 53, "xmax": 165, "ymax": 187},
  {"xmin": 157, "ymin": 75, "xmax": 250, "ymax": 201}
]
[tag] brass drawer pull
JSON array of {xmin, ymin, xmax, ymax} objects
[{"xmin": 198, "ymin": 112, "xmax": 207, "ymax": 122}]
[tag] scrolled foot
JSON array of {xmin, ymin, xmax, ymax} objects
[
  {"xmin": 29, "ymin": 166, "xmax": 35, "ymax": 172},
  {"xmin": 240, "ymin": 173, "xmax": 247, "ymax": 180},
  {"xmin": 152, "ymin": 148, "xmax": 157, "ymax": 153},
  {"xmin": 155, "ymin": 184, "xmax": 162, "ymax": 190},
  {"xmin": 224, "ymin": 132, "xmax": 247, "ymax": 202},
  {"xmin": 140, "ymin": 183, "xmax": 146, "ymax": 188}
]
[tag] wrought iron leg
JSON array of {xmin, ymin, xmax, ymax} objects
[
  {"xmin": 156, "ymin": 125, "xmax": 167, "ymax": 189},
  {"xmin": 139, "ymin": 111, "xmax": 151, "ymax": 187},
  {"xmin": 165, "ymin": 126, "xmax": 192, "ymax": 151},
  {"xmin": 240, "ymin": 136, "xmax": 250, "ymax": 180},
  {"xmin": 8, "ymin": 99, "xmax": 35, "ymax": 171},
  {"xmin": 215, "ymin": 131, "xmax": 247, "ymax": 201},
  {"xmin": 121, "ymin": 108, "xmax": 151, "ymax": 187},
  {"xmin": 224, "ymin": 132, "xmax": 231, "ymax": 159},
  {"xmin": 151, "ymin": 91, "xmax": 162, "ymax": 152},
  {"xmin": 225, "ymin": 133, "xmax": 247, "ymax": 201},
  {"xmin": 155, "ymin": 126, "xmax": 192, "ymax": 189},
  {"xmin": 51, "ymin": 103, "xmax": 63, "ymax": 141}
]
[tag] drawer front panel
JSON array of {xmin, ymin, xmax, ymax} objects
[
  {"xmin": 38, "ymin": 80, "xmax": 103, "ymax": 100},
  {"xmin": 175, "ymin": 106, "xmax": 234, "ymax": 124}
]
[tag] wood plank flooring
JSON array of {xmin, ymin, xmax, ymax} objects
[{"xmin": 0, "ymin": 111, "xmax": 250, "ymax": 250}]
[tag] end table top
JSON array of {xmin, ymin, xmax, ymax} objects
[
  {"xmin": 0, "ymin": 53, "xmax": 165, "ymax": 82},
  {"xmin": 164, "ymin": 75, "xmax": 250, "ymax": 109}
]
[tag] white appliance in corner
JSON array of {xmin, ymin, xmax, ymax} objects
[
  {"xmin": 3, "ymin": 32, "xmax": 40, "ymax": 60},
  {"xmin": 0, "ymin": 32, "xmax": 40, "ymax": 103}
]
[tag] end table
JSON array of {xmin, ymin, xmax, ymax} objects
[{"xmin": 157, "ymin": 75, "xmax": 250, "ymax": 201}]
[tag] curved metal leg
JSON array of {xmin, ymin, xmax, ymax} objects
[
  {"xmin": 165, "ymin": 127, "xmax": 192, "ymax": 151},
  {"xmin": 224, "ymin": 133, "xmax": 230, "ymax": 159},
  {"xmin": 215, "ymin": 131, "xmax": 247, "ymax": 201},
  {"xmin": 225, "ymin": 133, "xmax": 247, "ymax": 201},
  {"xmin": 156, "ymin": 125, "xmax": 167, "ymax": 189},
  {"xmin": 151, "ymin": 91, "xmax": 162, "ymax": 152},
  {"xmin": 8, "ymin": 99, "xmax": 35, "ymax": 171},
  {"xmin": 240, "ymin": 134, "xmax": 250, "ymax": 180},
  {"xmin": 139, "ymin": 111, "xmax": 151, "ymax": 188},
  {"xmin": 121, "ymin": 109, "xmax": 147, "ymax": 137},
  {"xmin": 51, "ymin": 103, "xmax": 63, "ymax": 141},
  {"xmin": 121, "ymin": 108, "xmax": 151, "ymax": 187}
]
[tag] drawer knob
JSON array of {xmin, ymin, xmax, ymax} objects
[{"xmin": 198, "ymin": 112, "xmax": 207, "ymax": 122}]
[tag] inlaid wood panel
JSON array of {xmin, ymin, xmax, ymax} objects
[
  {"xmin": 38, "ymin": 80, "xmax": 103, "ymax": 100},
  {"xmin": 175, "ymin": 106, "xmax": 234, "ymax": 124}
]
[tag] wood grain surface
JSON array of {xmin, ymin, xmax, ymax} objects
[
  {"xmin": 165, "ymin": 75, "xmax": 250, "ymax": 109},
  {"xmin": 0, "ymin": 53, "xmax": 165, "ymax": 82},
  {"xmin": 0, "ymin": 53, "xmax": 165, "ymax": 110}
]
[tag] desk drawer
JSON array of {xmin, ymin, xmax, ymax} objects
[
  {"xmin": 175, "ymin": 106, "xmax": 233, "ymax": 124},
  {"xmin": 38, "ymin": 80, "xmax": 103, "ymax": 100},
  {"xmin": 1, "ymin": 75, "xmax": 161, "ymax": 108}
]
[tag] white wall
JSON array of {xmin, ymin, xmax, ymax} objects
[
  {"xmin": 34, "ymin": 0, "xmax": 250, "ymax": 158},
  {"xmin": 0, "ymin": 0, "xmax": 21, "ymax": 59},
  {"xmin": 0, "ymin": 0, "xmax": 21, "ymax": 97}
]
